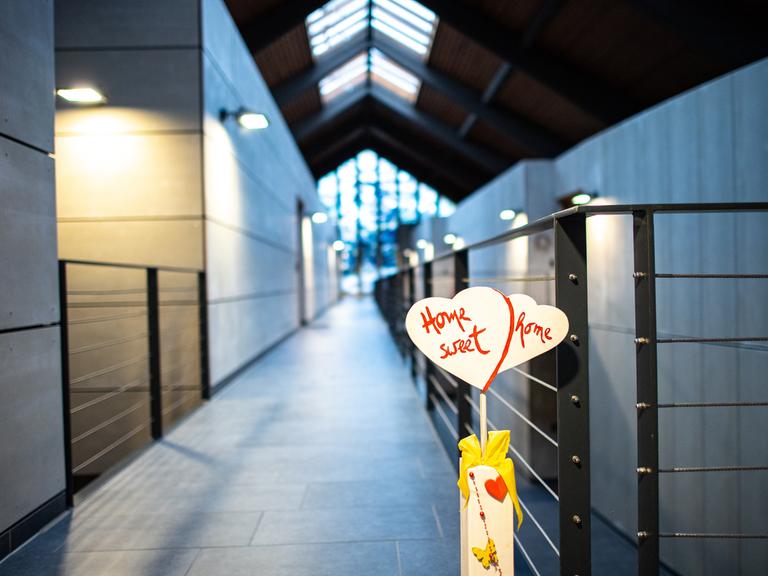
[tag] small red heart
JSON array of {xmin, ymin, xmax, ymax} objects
[{"xmin": 484, "ymin": 475, "xmax": 508, "ymax": 502}]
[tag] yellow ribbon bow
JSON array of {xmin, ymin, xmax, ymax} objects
[{"xmin": 458, "ymin": 430, "xmax": 523, "ymax": 529}]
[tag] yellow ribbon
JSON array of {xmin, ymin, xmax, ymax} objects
[{"xmin": 458, "ymin": 430, "xmax": 523, "ymax": 529}]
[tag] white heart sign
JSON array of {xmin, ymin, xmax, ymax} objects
[
  {"xmin": 405, "ymin": 287, "xmax": 513, "ymax": 392},
  {"xmin": 498, "ymin": 294, "xmax": 569, "ymax": 374},
  {"xmin": 405, "ymin": 288, "xmax": 569, "ymax": 392}
]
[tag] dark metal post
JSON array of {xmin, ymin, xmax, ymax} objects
[
  {"xmin": 633, "ymin": 209, "xmax": 659, "ymax": 576},
  {"xmin": 454, "ymin": 249, "xmax": 472, "ymax": 440},
  {"xmin": 554, "ymin": 213, "xmax": 591, "ymax": 576},
  {"xmin": 198, "ymin": 271, "xmax": 211, "ymax": 400},
  {"xmin": 58, "ymin": 261, "xmax": 74, "ymax": 508},
  {"xmin": 147, "ymin": 268, "xmax": 163, "ymax": 439},
  {"xmin": 423, "ymin": 261, "xmax": 433, "ymax": 409},
  {"xmin": 408, "ymin": 267, "xmax": 417, "ymax": 381}
]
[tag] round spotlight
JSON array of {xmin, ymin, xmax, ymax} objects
[
  {"xmin": 332, "ymin": 240, "xmax": 345, "ymax": 251},
  {"xmin": 311, "ymin": 212, "xmax": 328, "ymax": 224},
  {"xmin": 416, "ymin": 239, "xmax": 428, "ymax": 249},
  {"xmin": 499, "ymin": 209, "xmax": 516, "ymax": 221},
  {"xmin": 443, "ymin": 233, "xmax": 457, "ymax": 245},
  {"xmin": 571, "ymin": 193, "xmax": 593, "ymax": 206},
  {"xmin": 452, "ymin": 237, "xmax": 466, "ymax": 250}
]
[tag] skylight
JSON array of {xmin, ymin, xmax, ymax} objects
[{"xmin": 307, "ymin": 0, "xmax": 437, "ymax": 59}]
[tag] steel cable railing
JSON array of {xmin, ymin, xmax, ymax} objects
[
  {"xmin": 374, "ymin": 202, "xmax": 768, "ymax": 576},
  {"xmin": 59, "ymin": 260, "xmax": 209, "ymax": 504}
]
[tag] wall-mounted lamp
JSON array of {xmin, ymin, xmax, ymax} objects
[
  {"xmin": 560, "ymin": 189, "xmax": 598, "ymax": 209},
  {"xmin": 332, "ymin": 240, "xmax": 345, "ymax": 251},
  {"xmin": 311, "ymin": 212, "xmax": 328, "ymax": 224},
  {"xmin": 443, "ymin": 233, "xmax": 457, "ymax": 245},
  {"xmin": 56, "ymin": 87, "xmax": 106, "ymax": 104},
  {"xmin": 499, "ymin": 209, "xmax": 517, "ymax": 221},
  {"xmin": 416, "ymin": 239, "xmax": 428, "ymax": 249},
  {"xmin": 220, "ymin": 107, "xmax": 269, "ymax": 130}
]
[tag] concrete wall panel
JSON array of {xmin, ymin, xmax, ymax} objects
[
  {"xmin": 0, "ymin": 327, "xmax": 64, "ymax": 531},
  {"xmin": 55, "ymin": 0, "xmax": 199, "ymax": 49},
  {"xmin": 0, "ymin": 138, "xmax": 58, "ymax": 331},
  {"xmin": 58, "ymin": 219, "xmax": 204, "ymax": 270},
  {"xmin": 56, "ymin": 49, "xmax": 201, "ymax": 133},
  {"xmin": 56, "ymin": 134, "xmax": 202, "ymax": 219},
  {"xmin": 0, "ymin": 0, "xmax": 54, "ymax": 152}
]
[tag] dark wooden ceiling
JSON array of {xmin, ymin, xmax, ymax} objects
[{"xmin": 226, "ymin": 0, "xmax": 768, "ymax": 201}]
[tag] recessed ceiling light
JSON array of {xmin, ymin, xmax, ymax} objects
[
  {"xmin": 312, "ymin": 212, "xmax": 329, "ymax": 224},
  {"xmin": 443, "ymin": 233, "xmax": 457, "ymax": 245},
  {"xmin": 333, "ymin": 240, "xmax": 345, "ymax": 251},
  {"xmin": 499, "ymin": 209, "xmax": 516, "ymax": 221},
  {"xmin": 416, "ymin": 239, "xmax": 428, "ymax": 249},
  {"xmin": 56, "ymin": 87, "xmax": 106, "ymax": 104}
]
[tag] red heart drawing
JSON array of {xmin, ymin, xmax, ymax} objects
[{"xmin": 484, "ymin": 475, "xmax": 508, "ymax": 502}]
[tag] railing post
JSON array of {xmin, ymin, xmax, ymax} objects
[
  {"xmin": 554, "ymin": 213, "xmax": 591, "ymax": 576},
  {"xmin": 454, "ymin": 249, "xmax": 472, "ymax": 440},
  {"xmin": 423, "ymin": 261, "xmax": 434, "ymax": 410},
  {"xmin": 147, "ymin": 268, "xmax": 163, "ymax": 439},
  {"xmin": 408, "ymin": 267, "xmax": 417, "ymax": 381},
  {"xmin": 198, "ymin": 271, "xmax": 211, "ymax": 400},
  {"xmin": 633, "ymin": 209, "xmax": 659, "ymax": 576},
  {"xmin": 58, "ymin": 261, "xmax": 74, "ymax": 508}
]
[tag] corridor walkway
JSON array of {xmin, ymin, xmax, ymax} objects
[{"xmin": 0, "ymin": 298, "xmax": 459, "ymax": 576}]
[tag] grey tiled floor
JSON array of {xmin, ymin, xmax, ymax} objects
[{"xmin": 0, "ymin": 298, "xmax": 461, "ymax": 576}]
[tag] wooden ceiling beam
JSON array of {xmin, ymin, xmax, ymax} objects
[
  {"xmin": 417, "ymin": 0, "xmax": 638, "ymax": 124},
  {"xmin": 278, "ymin": 34, "xmax": 563, "ymax": 156},
  {"xmin": 459, "ymin": 0, "xmax": 565, "ymax": 138},
  {"xmin": 369, "ymin": 84, "xmax": 507, "ymax": 174},
  {"xmin": 240, "ymin": 0, "xmax": 327, "ymax": 55},
  {"xmin": 626, "ymin": 0, "xmax": 768, "ymax": 66}
]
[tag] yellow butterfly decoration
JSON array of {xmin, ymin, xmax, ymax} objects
[{"xmin": 471, "ymin": 537, "xmax": 498, "ymax": 569}]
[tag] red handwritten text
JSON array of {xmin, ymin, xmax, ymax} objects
[
  {"xmin": 420, "ymin": 306, "xmax": 471, "ymax": 335},
  {"xmin": 513, "ymin": 310, "xmax": 552, "ymax": 348},
  {"xmin": 439, "ymin": 325, "xmax": 490, "ymax": 359}
]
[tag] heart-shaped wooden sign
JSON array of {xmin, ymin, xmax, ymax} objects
[
  {"xmin": 497, "ymin": 294, "xmax": 569, "ymax": 375},
  {"xmin": 405, "ymin": 287, "xmax": 513, "ymax": 392},
  {"xmin": 405, "ymin": 288, "xmax": 568, "ymax": 392}
]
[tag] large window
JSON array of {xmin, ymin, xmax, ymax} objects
[{"xmin": 318, "ymin": 149, "xmax": 455, "ymax": 293}]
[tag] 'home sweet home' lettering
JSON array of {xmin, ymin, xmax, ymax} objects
[{"xmin": 419, "ymin": 306, "xmax": 491, "ymax": 359}]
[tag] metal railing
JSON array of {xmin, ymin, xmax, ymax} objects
[
  {"xmin": 374, "ymin": 203, "xmax": 768, "ymax": 576},
  {"xmin": 59, "ymin": 259, "xmax": 209, "ymax": 504}
]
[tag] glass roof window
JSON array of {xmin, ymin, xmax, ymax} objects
[
  {"xmin": 371, "ymin": 0, "xmax": 436, "ymax": 57},
  {"xmin": 318, "ymin": 52, "xmax": 368, "ymax": 102},
  {"xmin": 370, "ymin": 49, "xmax": 420, "ymax": 102},
  {"xmin": 307, "ymin": 0, "xmax": 437, "ymax": 59}
]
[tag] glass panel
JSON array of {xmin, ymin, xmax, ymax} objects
[{"xmin": 418, "ymin": 183, "xmax": 437, "ymax": 217}]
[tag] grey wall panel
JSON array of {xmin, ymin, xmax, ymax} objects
[
  {"xmin": 0, "ymin": 137, "xmax": 58, "ymax": 331},
  {"xmin": 208, "ymin": 294, "xmax": 299, "ymax": 386},
  {"xmin": 58, "ymin": 219, "xmax": 204, "ymax": 270},
  {"xmin": 55, "ymin": 0, "xmax": 200, "ymax": 49},
  {"xmin": 0, "ymin": 0, "xmax": 54, "ymax": 152},
  {"xmin": 205, "ymin": 221, "xmax": 295, "ymax": 301},
  {"xmin": 0, "ymin": 327, "xmax": 65, "ymax": 531},
  {"xmin": 201, "ymin": 0, "xmax": 337, "ymax": 386},
  {"xmin": 56, "ymin": 134, "xmax": 203, "ymax": 220},
  {"xmin": 56, "ymin": 49, "xmax": 201, "ymax": 134}
]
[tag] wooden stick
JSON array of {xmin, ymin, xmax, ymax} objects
[{"xmin": 479, "ymin": 391, "xmax": 488, "ymax": 456}]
